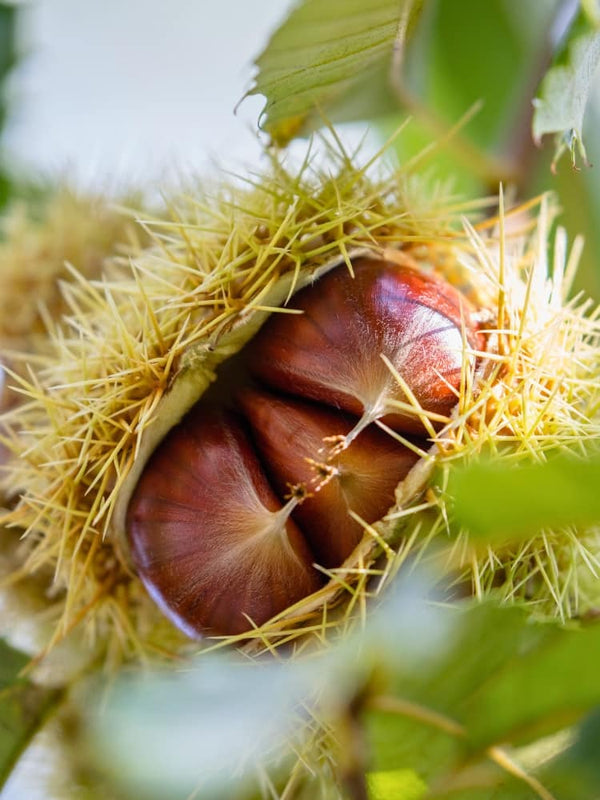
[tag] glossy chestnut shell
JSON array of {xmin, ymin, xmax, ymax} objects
[{"xmin": 126, "ymin": 257, "xmax": 482, "ymax": 637}]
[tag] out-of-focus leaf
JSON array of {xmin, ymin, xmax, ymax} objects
[
  {"xmin": 581, "ymin": 0, "xmax": 600, "ymax": 28},
  {"xmin": 502, "ymin": 712, "xmax": 600, "ymax": 800},
  {"xmin": 549, "ymin": 124, "xmax": 600, "ymax": 298},
  {"xmin": 0, "ymin": 4, "xmax": 17, "ymax": 79},
  {"xmin": 0, "ymin": 639, "xmax": 62, "ymax": 790},
  {"xmin": 246, "ymin": 0, "xmax": 423, "ymax": 146},
  {"xmin": 448, "ymin": 452, "xmax": 600, "ymax": 541},
  {"xmin": 462, "ymin": 623, "xmax": 600, "ymax": 748},
  {"xmin": 92, "ymin": 573, "xmax": 450, "ymax": 799},
  {"xmin": 367, "ymin": 768, "xmax": 427, "ymax": 800},
  {"xmin": 93, "ymin": 653, "xmax": 355, "ymax": 800},
  {"xmin": 0, "ymin": 3, "xmax": 18, "ymax": 208},
  {"xmin": 547, "ymin": 708, "xmax": 600, "ymax": 791},
  {"xmin": 366, "ymin": 603, "xmax": 600, "ymax": 796},
  {"xmin": 92, "ymin": 581, "xmax": 600, "ymax": 800},
  {"xmin": 425, "ymin": 776, "xmax": 563, "ymax": 800},
  {"xmin": 381, "ymin": 0, "xmax": 559, "ymax": 196},
  {"xmin": 366, "ymin": 603, "xmax": 529, "ymax": 778},
  {"xmin": 422, "ymin": 0, "xmax": 538, "ymax": 149},
  {"xmin": 533, "ymin": 11, "xmax": 600, "ymax": 170},
  {"xmin": 357, "ymin": 569, "xmax": 453, "ymax": 671}
]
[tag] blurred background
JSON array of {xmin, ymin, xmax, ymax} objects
[
  {"xmin": 1, "ymin": 0, "xmax": 294, "ymax": 188},
  {"xmin": 1, "ymin": 0, "xmax": 598, "ymax": 298}
]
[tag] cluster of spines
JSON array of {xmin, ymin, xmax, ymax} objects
[
  {"xmin": 0, "ymin": 138, "xmax": 598, "ymax": 660},
  {"xmin": 403, "ymin": 199, "xmax": 600, "ymax": 619},
  {"xmin": 0, "ymin": 140, "xmax": 470, "ymax": 658}
]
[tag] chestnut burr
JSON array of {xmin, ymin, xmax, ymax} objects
[{"xmin": 126, "ymin": 257, "xmax": 482, "ymax": 637}]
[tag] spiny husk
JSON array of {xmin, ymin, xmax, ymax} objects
[
  {"xmin": 0, "ymin": 186, "xmax": 149, "ymax": 480},
  {"xmin": 1, "ymin": 135, "xmax": 599, "ymax": 666},
  {"xmin": 0, "ymin": 186, "xmax": 153, "ymax": 668},
  {"xmin": 399, "ymin": 205, "xmax": 600, "ymax": 620},
  {"xmin": 0, "ymin": 186, "xmax": 147, "ymax": 351}
]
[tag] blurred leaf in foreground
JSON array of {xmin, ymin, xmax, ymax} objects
[
  {"xmin": 91, "ymin": 650, "xmax": 362, "ymax": 800},
  {"xmin": 366, "ymin": 602, "xmax": 600, "ymax": 798},
  {"xmin": 0, "ymin": 639, "xmax": 62, "ymax": 791},
  {"xmin": 90, "ymin": 573, "xmax": 450, "ymax": 799},
  {"xmin": 545, "ymin": 708, "xmax": 600, "ymax": 794},
  {"xmin": 533, "ymin": 10, "xmax": 600, "ymax": 171},
  {"xmin": 367, "ymin": 768, "xmax": 427, "ymax": 800},
  {"xmin": 581, "ymin": 0, "xmax": 600, "ymax": 28},
  {"xmin": 448, "ymin": 451, "xmax": 600, "ymax": 542},
  {"xmin": 246, "ymin": 0, "xmax": 423, "ymax": 146},
  {"xmin": 91, "ymin": 576, "xmax": 600, "ymax": 800},
  {"xmin": 0, "ymin": 3, "xmax": 17, "ymax": 127}
]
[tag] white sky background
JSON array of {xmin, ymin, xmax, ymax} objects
[{"xmin": 4, "ymin": 0, "xmax": 298, "ymax": 190}]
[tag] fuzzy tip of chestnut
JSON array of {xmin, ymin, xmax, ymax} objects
[{"xmin": 124, "ymin": 256, "xmax": 482, "ymax": 638}]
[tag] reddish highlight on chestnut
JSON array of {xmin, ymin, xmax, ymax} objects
[{"xmin": 126, "ymin": 257, "xmax": 482, "ymax": 637}]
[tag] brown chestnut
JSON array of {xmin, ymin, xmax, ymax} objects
[
  {"xmin": 247, "ymin": 257, "xmax": 481, "ymax": 436},
  {"xmin": 238, "ymin": 387, "xmax": 420, "ymax": 568},
  {"xmin": 126, "ymin": 408, "xmax": 323, "ymax": 637},
  {"xmin": 126, "ymin": 256, "xmax": 481, "ymax": 638}
]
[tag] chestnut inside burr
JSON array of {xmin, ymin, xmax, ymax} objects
[{"xmin": 126, "ymin": 257, "xmax": 482, "ymax": 638}]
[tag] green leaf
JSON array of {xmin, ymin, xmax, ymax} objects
[
  {"xmin": 419, "ymin": 0, "xmax": 538, "ymax": 148},
  {"xmin": 447, "ymin": 452, "xmax": 600, "ymax": 541},
  {"xmin": 366, "ymin": 602, "xmax": 600, "ymax": 796},
  {"xmin": 0, "ymin": 4, "xmax": 17, "ymax": 78},
  {"xmin": 365, "ymin": 603, "xmax": 531, "ymax": 778},
  {"xmin": 0, "ymin": 3, "xmax": 18, "ymax": 209},
  {"xmin": 91, "ymin": 575, "xmax": 449, "ymax": 799},
  {"xmin": 367, "ymin": 768, "xmax": 427, "ymax": 800},
  {"xmin": 458, "ymin": 713, "xmax": 600, "ymax": 800},
  {"xmin": 532, "ymin": 12, "xmax": 600, "ymax": 170},
  {"xmin": 0, "ymin": 639, "xmax": 62, "ymax": 791},
  {"xmin": 90, "ymin": 583, "xmax": 600, "ymax": 800},
  {"xmin": 581, "ymin": 0, "xmax": 600, "ymax": 28},
  {"xmin": 546, "ymin": 709, "xmax": 600, "ymax": 795},
  {"xmin": 462, "ymin": 623, "xmax": 600, "ymax": 748},
  {"xmin": 246, "ymin": 0, "xmax": 423, "ymax": 145},
  {"xmin": 379, "ymin": 0, "xmax": 559, "ymax": 195}
]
